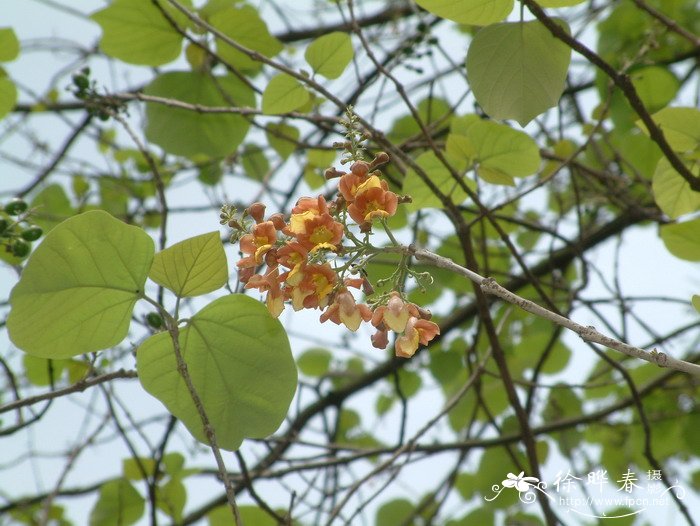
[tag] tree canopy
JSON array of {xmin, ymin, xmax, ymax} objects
[{"xmin": 0, "ymin": 0, "xmax": 699, "ymax": 525}]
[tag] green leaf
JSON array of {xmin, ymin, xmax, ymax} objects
[
  {"xmin": 395, "ymin": 369, "xmax": 422, "ymax": 398},
  {"xmin": 297, "ymin": 348, "xmax": 332, "ymax": 377},
  {"xmin": 638, "ymin": 107, "xmax": 700, "ymax": 153},
  {"xmin": 156, "ymin": 477, "xmax": 186, "ymax": 521},
  {"xmin": 89, "ymin": 478, "xmax": 145, "ymax": 526},
  {"xmin": 448, "ymin": 116, "xmax": 541, "ymax": 186},
  {"xmin": 137, "ymin": 294, "xmax": 297, "ymax": 451},
  {"xmin": 389, "ymin": 98, "xmax": 452, "ymax": 144},
  {"xmin": 262, "ymin": 74, "xmax": 310, "ymax": 115},
  {"xmin": 660, "ymin": 218, "xmax": 700, "ymax": 261},
  {"xmin": 122, "ymin": 457, "xmax": 157, "ymax": 481},
  {"xmin": 30, "ymin": 184, "xmax": 74, "ymax": 233},
  {"xmin": 91, "ymin": 0, "xmax": 190, "ymax": 66},
  {"xmin": 150, "ymin": 232, "xmax": 227, "ymax": 298},
  {"xmin": 0, "ymin": 76, "xmax": 17, "ymax": 120},
  {"xmin": 402, "ymin": 151, "xmax": 473, "ymax": 211},
  {"xmin": 209, "ymin": 506, "xmax": 278, "ymax": 526},
  {"xmin": 0, "ymin": 28, "xmax": 20, "ymax": 62},
  {"xmin": 210, "ymin": 6, "xmax": 282, "ymax": 75},
  {"xmin": 144, "ymin": 72, "xmax": 254, "ymax": 159},
  {"xmin": 652, "ymin": 157, "xmax": 700, "ymax": 218},
  {"xmin": 304, "ymin": 148, "xmax": 336, "ymax": 189},
  {"xmin": 415, "ymin": 0, "xmax": 513, "ymax": 25},
  {"xmin": 376, "ymin": 499, "xmax": 414, "ymax": 526},
  {"xmin": 23, "ymin": 355, "xmax": 69, "ymax": 386},
  {"xmin": 7, "ymin": 211, "xmax": 154, "ymax": 359},
  {"xmin": 305, "ymin": 31, "xmax": 354, "ymax": 79},
  {"xmin": 241, "ymin": 144, "xmax": 270, "ymax": 181},
  {"xmin": 692, "ymin": 295, "xmax": 700, "ymax": 314},
  {"xmin": 466, "ymin": 20, "xmax": 571, "ymax": 126},
  {"xmin": 266, "ymin": 122, "xmax": 300, "ymax": 159},
  {"xmin": 536, "ymin": 0, "xmax": 584, "ymax": 6}
]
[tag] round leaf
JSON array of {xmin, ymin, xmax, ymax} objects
[
  {"xmin": 304, "ymin": 31, "xmax": 354, "ymax": 79},
  {"xmin": 652, "ymin": 157, "xmax": 700, "ymax": 219},
  {"xmin": 149, "ymin": 232, "xmax": 228, "ymax": 298},
  {"xmin": 262, "ymin": 74, "xmax": 310, "ymax": 115},
  {"xmin": 466, "ymin": 20, "xmax": 572, "ymax": 126},
  {"xmin": 137, "ymin": 294, "xmax": 297, "ymax": 451},
  {"xmin": 536, "ymin": 0, "xmax": 584, "ymax": 5},
  {"xmin": 638, "ymin": 107, "xmax": 700, "ymax": 153},
  {"xmin": 0, "ymin": 28, "xmax": 20, "ymax": 62},
  {"xmin": 210, "ymin": 5, "xmax": 282, "ymax": 75},
  {"xmin": 90, "ymin": 478, "xmax": 145, "ymax": 526},
  {"xmin": 660, "ymin": 218, "xmax": 700, "ymax": 261},
  {"xmin": 7, "ymin": 211, "xmax": 155, "ymax": 359},
  {"xmin": 91, "ymin": 0, "xmax": 190, "ymax": 66},
  {"xmin": 402, "ymin": 151, "xmax": 474, "ymax": 211},
  {"xmin": 0, "ymin": 76, "xmax": 17, "ymax": 121},
  {"xmin": 297, "ymin": 348, "xmax": 332, "ymax": 377},
  {"xmin": 415, "ymin": 0, "xmax": 513, "ymax": 25},
  {"xmin": 144, "ymin": 71, "xmax": 254, "ymax": 159}
]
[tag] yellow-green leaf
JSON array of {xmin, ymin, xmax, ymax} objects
[
  {"xmin": 89, "ymin": 478, "xmax": 145, "ymax": 526},
  {"xmin": 210, "ymin": 6, "xmax": 282, "ymax": 75},
  {"xmin": 91, "ymin": 0, "xmax": 190, "ymax": 66},
  {"xmin": 144, "ymin": 72, "xmax": 254, "ymax": 159},
  {"xmin": 638, "ymin": 107, "xmax": 700, "ymax": 153},
  {"xmin": 652, "ymin": 157, "xmax": 700, "ymax": 218},
  {"xmin": 262, "ymin": 74, "xmax": 310, "ymax": 115},
  {"xmin": 536, "ymin": 0, "xmax": 585, "ymax": 6},
  {"xmin": 466, "ymin": 20, "xmax": 571, "ymax": 126},
  {"xmin": 137, "ymin": 295, "xmax": 297, "ymax": 451},
  {"xmin": 415, "ymin": 0, "xmax": 513, "ymax": 25},
  {"xmin": 305, "ymin": 31, "xmax": 354, "ymax": 79},
  {"xmin": 449, "ymin": 117, "xmax": 541, "ymax": 183},
  {"xmin": 149, "ymin": 232, "xmax": 227, "ymax": 298},
  {"xmin": 0, "ymin": 28, "xmax": 20, "ymax": 62},
  {"xmin": 402, "ymin": 151, "xmax": 473, "ymax": 211},
  {"xmin": 266, "ymin": 122, "xmax": 300, "ymax": 159},
  {"xmin": 7, "ymin": 211, "xmax": 154, "ymax": 359},
  {"xmin": 660, "ymin": 218, "xmax": 700, "ymax": 261},
  {"xmin": 0, "ymin": 75, "xmax": 17, "ymax": 120},
  {"xmin": 692, "ymin": 295, "xmax": 700, "ymax": 314}
]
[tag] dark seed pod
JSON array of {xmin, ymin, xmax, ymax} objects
[
  {"xmin": 20, "ymin": 226, "xmax": 43, "ymax": 241},
  {"xmin": 5, "ymin": 198, "xmax": 28, "ymax": 216}
]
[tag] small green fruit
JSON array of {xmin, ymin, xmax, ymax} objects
[
  {"xmin": 5, "ymin": 198, "xmax": 28, "ymax": 216},
  {"xmin": 146, "ymin": 312, "xmax": 163, "ymax": 329},
  {"xmin": 11, "ymin": 239, "xmax": 30, "ymax": 258},
  {"xmin": 20, "ymin": 226, "xmax": 43, "ymax": 241}
]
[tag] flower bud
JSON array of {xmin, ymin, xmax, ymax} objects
[
  {"xmin": 370, "ymin": 152, "xmax": 390, "ymax": 169},
  {"xmin": 246, "ymin": 202, "xmax": 266, "ymax": 223},
  {"xmin": 350, "ymin": 160, "xmax": 369, "ymax": 177}
]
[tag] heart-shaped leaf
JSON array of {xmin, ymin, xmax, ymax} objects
[
  {"xmin": 149, "ymin": 231, "xmax": 228, "ymax": 297},
  {"xmin": 7, "ymin": 210, "xmax": 154, "ymax": 358},
  {"xmin": 137, "ymin": 294, "xmax": 297, "ymax": 451}
]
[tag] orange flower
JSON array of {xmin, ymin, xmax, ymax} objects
[
  {"xmin": 395, "ymin": 317, "xmax": 440, "ymax": 358},
  {"xmin": 320, "ymin": 290, "xmax": 372, "ymax": 331},
  {"xmin": 245, "ymin": 266, "xmax": 285, "ymax": 317},
  {"xmin": 293, "ymin": 213, "xmax": 344, "ymax": 252},
  {"xmin": 285, "ymin": 196, "xmax": 329, "ymax": 236},
  {"xmin": 277, "ymin": 242, "xmax": 308, "ymax": 286},
  {"xmin": 371, "ymin": 292, "xmax": 419, "ymax": 333},
  {"xmin": 237, "ymin": 220, "xmax": 278, "ymax": 269},
  {"xmin": 287, "ymin": 263, "xmax": 337, "ymax": 310},
  {"xmin": 347, "ymin": 176, "xmax": 398, "ymax": 224}
]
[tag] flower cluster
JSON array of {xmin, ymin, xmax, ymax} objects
[{"xmin": 223, "ymin": 152, "xmax": 440, "ymax": 359}]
